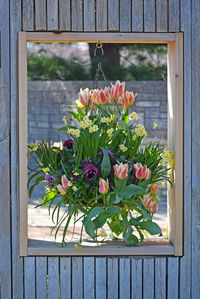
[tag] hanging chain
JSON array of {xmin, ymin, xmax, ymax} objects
[{"xmin": 91, "ymin": 41, "xmax": 110, "ymax": 89}]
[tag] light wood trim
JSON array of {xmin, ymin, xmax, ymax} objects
[
  {"xmin": 24, "ymin": 32, "xmax": 176, "ymax": 43},
  {"xmin": 167, "ymin": 33, "xmax": 183, "ymax": 256},
  {"xmin": 18, "ymin": 31, "xmax": 183, "ymax": 256},
  {"xmin": 27, "ymin": 245, "xmax": 174, "ymax": 256},
  {"xmin": 19, "ymin": 32, "xmax": 28, "ymax": 256}
]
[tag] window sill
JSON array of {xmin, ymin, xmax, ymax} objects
[{"xmin": 26, "ymin": 239, "xmax": 174, "ymax": 256}]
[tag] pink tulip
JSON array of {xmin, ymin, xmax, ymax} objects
[
  {"xmin": 61, "ymin": 175, "xmax": 69, "ymax": 188},
  {"xmin": 57, "ymin": 184, "xmax": 66, "ymax": 195},
  {"xmin": 113, "ymin": 163, "xmax": 128, "ymax": 180},
  {"xmin": 78, "ymin": 88, "xmax": 92, "ymax": 107},
  {"xmin": 140, "ymin": 194, "xmax": 152, "ymax": 209},
  {"xmin": 134, "ymin": 163, "xmax": 151, "ymax": 180},
  {"xmin": 110, "ymin": 80, "xmax": 125, "ymax": 100},
  {"xmin": 121, "ymin": 91, "xmax": 137, "ymax": 109},
  {"xmin": 57, "ymin": 175, "xmax": 70, "ymax": 195},
  {"xmin": 149, "ymin": 201, "xmax": 158, "ymax": 214},
  {"xmin": 99, "ymin": 89, "xmax": 108, "ymax": 104},
  {"xmin": 99, "ymin": 178, "xmax": 109, "ymax": 194}
]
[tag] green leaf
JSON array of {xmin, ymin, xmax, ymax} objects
[
  {"xmin": 93, "ymin": 212, "xmax": 108, "ymax": 229},
  {"xmin": 119, "ymin": 184, "xmax": 146, "ymax": 199},
  {"xmin": 101, "ymin": 148, "xmax": 111, "ymax": 178},
  {"xmin": 93, "ymin": 104, "xmax": 110, "ymax": 117},
  {"xmin": 85, "ymin": 221, "xmax": 96, "ymax": 239},
  {"xmin": 136, "ymin": 220, "xmax": 161, "ymax": 235},
  {"xmin": 83, "ymin": 206, "xmax": 104, "ymax": 226},
  {"xmin": 126, "ymin": 234, "xmax": 139, "ymax": 246},
  {"xmin": 123, "ymin": 227, "xmax": 133, "ymax": 240}
]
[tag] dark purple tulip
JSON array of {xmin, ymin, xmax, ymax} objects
[
  {"xmin": 63, "ymin": 138, "xmax": 75, "ymax": 149},
  {"xmin": 99, "ymin": 149, "xmax": 113, "ymax": 157},
  {"xmin": 83, "ymin": 163, "xmax": 99, "ymax": 180}
]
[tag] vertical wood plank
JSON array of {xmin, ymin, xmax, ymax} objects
[
  {"xmin": 108, "ymin": 0, "xmax": 119, "ymax": 31},
  {"xmin": 131, "ymin": 258, "xmax": 142, "ymax": 299},
  {"xmin": 48, "ymin": 257, "xmax": 59, "ymax": 299},
  {"xmin": 84, "ymin": 0, "xmax": 95, "ymax": 32},
  {"xmin": 23, "ymin": 0, "xmax": 34, "ymax": 30},
  {"xmin": 120, "ymin": 0, "xmax": 131, "ymax": 32},
  {"xmin": 143, "ymin": 259, "xmax": 154, "ymax": 299},
  {"xmin": 0, "ymin": 2, "xmax": 11, "ymax": 298},
  {"xmin": 47, "ymin": 0, "xmax": 58, "ymax": 30},
  {"xmin": 96, "ymin": 0, "xmax": 107, "ymax": 31},
  {"xmin": 72, "ymin": 257, "xmax": 83, "ymax": 299},
  {"xmin": 155, "ymin": 258, "xmax": 166, "ymax": 299},
  {"xmin": 179, "ymin": 0, "xmax": 192, "ymax": 296},
  {"xmin": 36, "ymin": 257, "xmax": 47, "ymax": 299},
  {"xmin": 144, "ymin": 0, "xmax": 155, "ymax": 32},
  {"xmin": 132, "ymin": 0, "xmax": 143, "ymax": 32},
  {"xmin": 59, "ymin": 0, "xmax": 71, "ymax": 31},
  {"xmin": 35, "ymin": 0, "xmax": 47, "ymax": 30},
  {"xmin": 10, "ymin": 0, "xmax": 24, "ymax": 298},
  {"xmin": 60, "ymin": 257, "xmax": 71, "ymax": 299},
  {"xmin": 191, "ymin": 0, "xmax": 200, "ymax": 298},
  {"xmin": 156, "ymin": 0, "xmax": 168, "ymax": 32},
  {"xmin": 119, "ymin": 258, "xmax": 130, "ymax": 299},
  {"xmin": 96, "ymin": 258, "xmax": 107, "ymax": 299},
  {"xmin": 167, "ymin": 258, "xmax": 179, "ymax": 299},
  {"xmin": 169, "ymin": 0, "xmax": 179, "ymax": 32},
  {"xmin": 72, "ymin": 0, "xmax": 83, "ymax": 31},
  {"xmin": 24, "ymin": 257, "xmax": 36, "ymax": 299},
  {"xmin": 107, "ymin": 258, "xmax": 118, "ymax": 299},
  {"xmin": 84, "ymin": 257, "xmax": 95, "ymax": 299}
]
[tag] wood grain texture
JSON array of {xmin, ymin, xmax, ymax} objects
[
  {"xmin": 84, "ymin": 257, "xmax": 95, "ymax": 299},
  {"xmin": 84, "ymin": 0, "xmax": 95, "ymax": 32},
  {"xmin": 144, "ymin": 0, "xmax": 155, "ymax": 32},
  {"xmin": 191, "ymin": 0, "xmax": 200, "ymax": 297},
  {"xmin": 36, "ymin": 257, "xmax": 47, "ymax": 299},
  {"xmin": 167, "ymin": 258, "xmax": 179, "ymax": 299},
  {"xmin": 132, "ymin": 0, "xmax": 143, "ymax": 32},
  {"xmin": 107, "ymin": 258, "xmax": 118, "ymax": 299},
  {"xmin": 155, "ymin": 258, "xmax": 166, "ymax": 299},
  {"xmin": 47, "ymin": 0, "xmax": 58, "ymax": 30},
  {"xmin": 169, "ymin": 0, "xmax": 179, "ymax": 32},
  {"xmin": 120, "ymin": 0, "xmax": 131, "ymax": 32},
  {"xmin": 143, "ymin": 259, "xmax": 154, "ymax": 299},
  {"xmin": 119, "ymin": 258, "xmax": 130, "ymax": 298},
  {"xmin": 0, "ymin": 2, "xmax": 11, "ymax": 299},
  {"xmin": 10, "ymin": 1, "xmax": 24, "ymax": 298},
  {"xmin": 59, "ymin": 0, "xmax": 71, "ymax": 31},
  {"xmin": 156, "ymin": 0, "xmax": 167, "ymax": 32},
  {"xmin": 24, "ymin": 257, "xmax": 36, "ymax": 299},
  {"xmin": 24, "ymin": 32, "xmax": 176, "ymax": 43},
  {"xmin": 96, "ymin": 258, "xmax": 107, "ymax": 299},
  {"xmin": 72, "ymin": 0, "xmax": 83, "ymax": 31},
  {"xmin": 23, "ymin": 0, "xmax": 34, "ymax": 30},
  {"xmin": 179, "ymin": 0, "xmax": 192, "ymax": 296},
  {"xmin": 60, "ymin": 257, "xmax": 71, "ymax": 299},
  {"xmin": 131, "ymin": 258, "xmax": 142, "ymax": 299},
  {"xmin": 35, "ymin": 0, "xmax": 46, "ymax": 30},
  {"xmin": 72, "ymin": 257, "xmax": 83, "ymax": 298},
  {"xmin": 108, "ymin": 0, "xmax": 119, "ymax": 31},
  {"xmin": 48, "ymin": 258, "xmax": 59, "ymax": 299},
  {"xmin": 96, "ymin": 0, "xmax": 107, "ymax": 31}
]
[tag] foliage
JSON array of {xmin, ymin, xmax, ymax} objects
[
  {"xmin": 27, "ymin": 80, "xmax": 174, "ymax": 247},
  {"xmin": 27, "ymin": 44, "xmax": 167, "ymax": 81}
]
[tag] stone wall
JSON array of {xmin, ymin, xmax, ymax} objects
[
  {"xmin": 28, "ymin": 80, "xmax": 167, "ymax": 205},
  {"xmin": 28, "ymin": 80, "xmax": 167, "ymax": 144}
]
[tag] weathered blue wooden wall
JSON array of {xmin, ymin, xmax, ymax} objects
[{"xmin": 0, "ymin": 0, "xmax": 198, "ymax": 298}]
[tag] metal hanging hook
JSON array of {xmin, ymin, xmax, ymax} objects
[{"xmin": 94, "ymin": 41, "xmax": 104, "ymax": 57}]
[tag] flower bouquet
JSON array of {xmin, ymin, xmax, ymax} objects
[{"xmin": 28, "ymin": 80, "xmax": 174, "ymax": 247}]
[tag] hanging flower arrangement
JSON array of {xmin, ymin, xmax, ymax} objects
[{"xmin": 28, "ymin": 79, "xmax": 174, "ymax": 247}]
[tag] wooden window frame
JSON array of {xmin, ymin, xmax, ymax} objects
[{"xmin": 19, "ymin": 32, "xmax": 183, "ymax": 257}]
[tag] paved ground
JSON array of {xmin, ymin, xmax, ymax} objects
[{"xmin": 28, "ymin": 197, "xmax": 167, "ymax": 244}]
